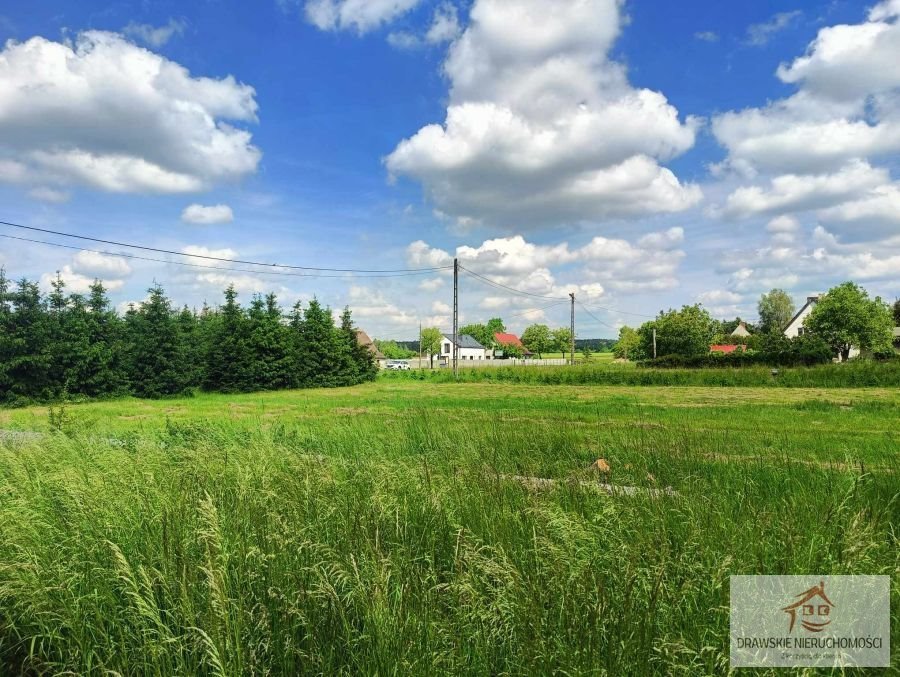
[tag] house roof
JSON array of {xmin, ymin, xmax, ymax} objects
[
  {"xmin": 443, "ymin": 333, "xmax": 485, "ymax": 349},
  {"xmin": 494, "ymin": 332, "xmax": 524, "ymax": 348},
  {"xmin": 731, "ymin": 322, "xmax": 751, "ymax": 337},
  {"xmin": 783, "ymin": 295, "xmax": 820, "ymax": 332},
  {"xmin": 355, "ymin": 329, "xmax": 385, "ymax": 359},
  {"xmin": 710, "ymin": 344, "xmax": 745, "ymax": 353},
  {"xmin": 494, "ymin": 332, "xmax": 532, "ymax": 355}
]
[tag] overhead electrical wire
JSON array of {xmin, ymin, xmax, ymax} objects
[
  {"xmin": 0, "ymin": 233, "xmax": 442, "ymax": 280},
  {"xmin": 459, "ymin": 265, "xmax": 567, "ymax": 300},
  {"xmin": 505, "ymin": 300, "xmax": 569, "ymax": 319},
  {"xmin": 576, "ymin": 300, "xmax": 619, "ymax": 331},
  {"xmin": 577, "ymin": 302, "xmax": 656, "ymax": 319},
  {"xmin": 0, "ymin": 219, "xmax": 452, "ymax": 274}
]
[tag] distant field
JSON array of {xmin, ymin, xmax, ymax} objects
[{"xmin": 1, "ymin": 381, "xmax": 898, "ymax": 674}]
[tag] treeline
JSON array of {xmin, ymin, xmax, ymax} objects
[
  {"xmin": 0, "ymin": 269, "xmax": 376, "ymax": 404},
  {"xmin": 614, "ymin": 282, "xmax": 896, "ymax": 366}
]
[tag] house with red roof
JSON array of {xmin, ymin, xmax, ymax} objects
[
  {"xmin": 493, "ymin": 332, "xmax": 532, "ymax": 358},
  {"xmin": 710, "ymin": 344, "xmax": 747, "ymax": 354}
]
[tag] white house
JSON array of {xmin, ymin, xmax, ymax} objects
[
  {"xmin": 439, "ymin": 334, "xmax": 486, "ymax": 363},
  {"xmin": 783, "ymin": 294, "xmax": 859, "ymax": 360},
  {"xmin": 783, "ymin": 295, "xmax": 820, "ymax": 339}
]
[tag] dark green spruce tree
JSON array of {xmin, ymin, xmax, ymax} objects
[
  {"xmin": 339, "ymin": 306, "xmax": 377, "ymax": 385},
  {"xmin": 4, "ymin": 279, "xmax": 52, "ymax": 401},
  {"xmin": 203, "ymin": 285, "xmax": 251, "ymax": 392},
  {"xmin": 295, "ymin": 298, "xmax": 346, "ymax": 387},
  {"xmin": 84, "ymin": 280, "xmax": 128, "ymax": 397},
  {"xmin": 125, "ymin": 284, "xmax": 192, "ymax": 398}
]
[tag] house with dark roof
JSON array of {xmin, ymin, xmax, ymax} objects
[
  {"xmin": 439, "ymin": 333, "xmax": 486, "ymax": 363},
  {"xmin": 783, "ymin": 294, "xmax": 859, "ymax": 360}
]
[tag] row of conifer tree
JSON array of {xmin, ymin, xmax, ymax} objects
[{"xmin": 0, "ymin": 269, "xmax": 377, "ymax": 403}]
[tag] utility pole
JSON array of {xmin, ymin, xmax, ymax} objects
[
  {"xmin": 569, "ymin": 292, "xmax": 576, "ymax": 365},
  {"xmin": 653, "ymin": 328, "xmax": 657, "ymax": 359},
  {"xmin": 418, "ymin": 322, "xmax": 422, "ymax": 369},
  {"xmin": 452, "ymin": 258, "xmax": 459, "ymax": 379}
]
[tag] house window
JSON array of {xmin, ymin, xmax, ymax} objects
[
  {"xmin": 443, "ymin": 343, "xmax": 450, "ymax": 354},
  {"xmin": 798, "ymin": 327, "xmax": 805, "ymax": 336}
]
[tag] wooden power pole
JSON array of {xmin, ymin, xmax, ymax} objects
[
  {"xmin": 452, "ymin": 258, "xmax": 459, "ymax": 379},
  {"xmin": 653, "ymin": 328, "xmax": 657, "ymax": 359},
  {"xmin": 569, "ymin": 293, "xmax": 576, "ymax": 365}
]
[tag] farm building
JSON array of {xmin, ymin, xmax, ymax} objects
[
  {"xmin": 492, "ymin": 332, "xmax": 532, "ymax": 358},
  {"xmin": 439, "ymin": 334, "xmax": 486, "ymax": 363},
  {"xmin": 355, "ymin": 329, "xmax": 387, "ymax": 368}
]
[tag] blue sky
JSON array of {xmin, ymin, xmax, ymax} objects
[{"xmin": 0, "ymin": 0, "xmax": 897, "ymax": 339}]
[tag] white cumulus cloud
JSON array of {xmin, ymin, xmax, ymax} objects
[
  {"xmin": 385, "ymin": 0, "xmax": 701, "ymax": 229},
  {"xmin": 0, "ymin": 31, "xmax": 260, "ymax": 197},
  {"xmin": 181, "ymin": 203, "xmax": 235, "ymax": 225},
  {"xmin": 711, "ymin": 1, "xmax": 900, "ymax": 242},
  {"xmin": 305, "ymin": 0, "xmax": 423, "ymax": 33}
]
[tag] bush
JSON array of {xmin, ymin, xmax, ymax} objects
[
  {"xmin": 378, "ymin": 361, "xmax": 900, "ymax": 388},
  {"xmin": 640, "ymin": 334, "xmax": 833, "ymax": 368}
]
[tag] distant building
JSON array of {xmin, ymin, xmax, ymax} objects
[
  {"xmin": 440, "ymin": 334, "xmax": 486, "ymax": 363},
  {"xmin": 783, "ymin": 295, "xmax": 821, "ymax": 339},
  {"xmin": 710, "ymin": 344, "xmax": 747, "ymax": 354},
  {"xmin": 355, "ymin": 329, "xmax": 387, "ymax": 367},
  {"xmin": 492, "ymin": 332, "xmax": 532, "ymax": 358},
  {"xmin": 783, "ymin": 294, "xmax": 859, "ymax": 360},
  {"xmin": 731, "ymin": 322, "xmax": 751, "ymax": 337}
]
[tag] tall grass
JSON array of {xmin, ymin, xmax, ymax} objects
[
  {"xmin": 1, "ymin": 413, "xmax": 897, "ymax": 674},
  {"xmin": 384, "ymin": 360, "xmax": 900, "ymax": 388}
]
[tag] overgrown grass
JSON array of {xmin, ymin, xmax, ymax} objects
[
  {"xmin": 385, "ymin": 360, "xmax": 900, "ymax": 387},
  {"xmin": 0, "ymin": 384, "xmax": 898, "ymax": 674}
]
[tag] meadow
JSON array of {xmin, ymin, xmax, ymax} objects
[{"xmin": 0, "ymin": 379, "xmax": 898, "ymax": 674}]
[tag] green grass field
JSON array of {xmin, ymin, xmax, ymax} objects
[{"xmin": 1, "ymin": 380, "xmax": 898, "ymax": 674}]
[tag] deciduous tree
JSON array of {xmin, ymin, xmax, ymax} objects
[
  {"xmin": 521, "ymin": 323, "xmax": 552, "ymax": 358},
  {"xmin": 758, "ymin": 289, "xmax": 795, "ymax": 334},
  {"xmin": 638, "ymin": 305, "xmax": 716, "ymax": 358},
  {"xmin": 552, "ymin": 327, "xmax": 573, "ymax": 360},
  {"xmin": 613, "ymin": 326, "xmax": 641, "ymax": 360},
  {"xmin": 805, "ymin": 282, "xmax": 894, "ymax": 361},
  {"xmin": 420, "ymin": 327, "xmax": 443, "ymax": 368}
]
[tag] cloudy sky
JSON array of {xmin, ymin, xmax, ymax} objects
[{"xmin": 1, "ymin": 0, "xmax": 899, "ymax": 339}]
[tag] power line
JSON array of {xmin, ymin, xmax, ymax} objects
[
  {"xmin": 0, "ymin": 219, "xmax": 452, "ymax": 274},
  {"xmin": 506, "ymin": 300, "xmax": 569, "ymax": 319},
  {"xmin": 459, "ymin": 265, "xmax": 567, "ymax": 300},
  {"xmin": 578, "ymin": 302, "xmax": 656, "ymax": 319},
  {"xmin": 576, "ymin": 300, "xmax": 619, "ymax": 331},
  {"xmin": 0, "ymin": 233, "xmax": 442, "ymax": 279}
]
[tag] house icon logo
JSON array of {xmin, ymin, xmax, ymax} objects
[{"xmin": 782, "ymin": 580, "xmax": 834, "ymax": 633}]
